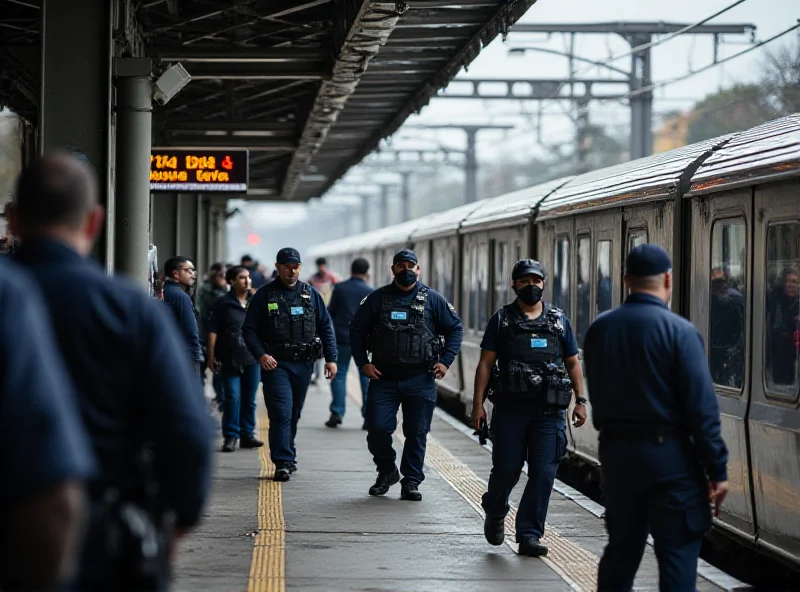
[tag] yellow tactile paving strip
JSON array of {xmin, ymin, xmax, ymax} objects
[{"xmin": 248, "ymin": 410, "xmax": 286, "ymax": 592}]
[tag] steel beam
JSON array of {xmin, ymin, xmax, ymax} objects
[
  {"xmin": 184, "ymin": 61, "xmax": 327, "ymax": 80},
  {"xmin": 161, "ymin": 120, "xmax": 299, "ymax": 132},
  {"xmin": 152, "ymin": 45, "xmax": 321, "ymax": 62},
  {"xmin": 436, "ymin": 77, "xmax": 629, "ymax": 100},
  {"xmin": 154, "ymin": 137, "xmax": 296, "ymax": 151},
  {"xmin": 509, "ymin": 22, "xmax": 755, "ymax": 35}
]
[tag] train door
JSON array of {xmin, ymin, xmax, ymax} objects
[
  {"xmin": 750, "ymin": 180, "xmax": 800, "ymax": 563},
  {"xmin": 690, "ymin": 189, "xmax": 756, "ymax": 541},
  {"xmin": 622, "ymin": 201, "xmax": 673, "ymax": 302}
]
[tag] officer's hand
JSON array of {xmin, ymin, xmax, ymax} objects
[
  {"xmin": 709, "ymin": 480, "xmax": 729, "ymax": 517},
  {"xmin": 324, "ymin": 362, "xmax": 337, "ymax": 380},
  {"xmin": 471, "ymin": 404, "xmax": 486, "ymax": 431},
  {"xmin": 572, "ymin": 403, "xmax": 587, "ymax": 428},
  {"xmin": 207, "ymin": 356, "xmax": 216, "ymax": 371},
  {"xmin": 432, "ymin": 362, "xmax": 448, "ymax": 380},
  {"xmin": 259, "ymin": 354, "xmax": 278, "ymax": 371},
  {"xmin": 363, "ymin": 364, "xmax": 382, "ymax": 380}
]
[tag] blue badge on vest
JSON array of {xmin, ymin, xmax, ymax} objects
[
  {"xmin": 531, "ymin": 338, "xmax": 548, "ymax": 348},
  {"xmin": 291, "ymin": 306, "xmax": 304, "ymax": 316},
  {"xmin": 391, "ymin": 311, "xmax": 408, "ymax": 320}
]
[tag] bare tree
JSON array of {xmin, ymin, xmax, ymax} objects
[{"xmin": 761, "ymin": 38, "xmax": 800, "ymax": 115}]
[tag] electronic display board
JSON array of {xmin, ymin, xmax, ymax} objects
[{"xmin": 150, "ymin": 149, "xmax": 249, "ymax": 192}]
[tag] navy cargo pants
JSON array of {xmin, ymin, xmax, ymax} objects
[
  {"xmin": 261, "ymin": 361, "xmax": 313, "ymax": 466},
  {"xmin": 481, "ymin": 401, "xmax": 567, "ymax": 541},
  {"xmin": 597, "ymin": 434, "xmax": 712, "ymax": 592},
  {"xmin": 366, "ymin": 372, "xmax": 437, "ymax": 486}
]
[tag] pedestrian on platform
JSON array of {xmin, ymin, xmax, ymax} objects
[
  {"xmin": 308, "ymin": 256, "xmax": 340, "ymax": 385},
  {"xmin": 472, "ymin": 259, "xmax": 586, "ymax": 556},
  {"xmin": 582, "ymin": 243, "xmax": 729, "ymax": 591},
  {"xmin": 0, "ymin": 257, "xmax": 95, "ymax": 592},
  {"xmin": 207, "ymin": 265, "xmax": 264, "ymax": 453},
  {"xmin": 8, "ymin": 152, "xmax": 213, "ymax": 592},
  {"xmin": 242, "ymin": 247, "xmax": 338, "ymax": 482},
  {"xmin": 325, "ymin": 257, "xmax": 373, "ymax": 430},
  {"xmin": 163, "ymin": 255, "xmax": 204, "ymax": 377},
  {"xmin": 350, "ymin": 249, "xmax": 463, "ymax": 501}
]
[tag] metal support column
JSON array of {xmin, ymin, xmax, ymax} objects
[
  {"xmin": 361, "ymin": 195, "xmax": 370, "ymax": 232},
  {"xmin": 400, "ymin": 172, "xmax": 412, "ymax": 221},
  {"xmin": 380, "ymin": 185, "xmax": 390, "ymax": 228},
  {"xmin": 465, "ymin": 127, "xmax": 478, "ymax": 203},
  {"xmin": 628, "ymin": 34, "xmax": 653, "ymax": 159},
  {"xmin": 113, "ymin": 58, "xmax": 153, "ymax": 288}
]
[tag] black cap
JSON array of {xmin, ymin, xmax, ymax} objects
[
  {"xmin": 512, "ymin": 259, "xmax": 546, "ymax": 281},
  {"xmin": 276, "ymin": 247, "xmax": 301, "ymax": 265},
  {"xmin": 625, "ymin": 244, "xmax": 672, "ymax": 277},
  {"xmin": 393, "ymin": 249, "xmax": 418, "ymax": 265}
]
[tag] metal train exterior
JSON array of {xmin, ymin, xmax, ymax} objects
[{"xmin": 307, "ymin": 114, "xmax": 800, "ymax": 568}]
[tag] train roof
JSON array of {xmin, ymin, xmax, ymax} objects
[
  {"xmin": 460, "ymin": 176, "xmax": 574, "ymax": 231},
  {"xmin": 408, "ymin": 201, "xmax": 486, "ymax": 241},
  {"xmin": 686, "ymin": 114, "xmax": 800, "ymax": 196},
  {"xmin": 536, "ymin": 134, "xmax": 731, "ymax": 220}
]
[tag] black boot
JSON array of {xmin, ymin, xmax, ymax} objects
[
  {"xmin": 221, "ymin": 437, "xmax": 237, "ymax": 453},
  {"xmin": 518, "ymin": 537, "xmax": 548, "ymax": 557},
  {"xmin": 368, "ymin": 467, "xmax": 400, "ymax": 496},
  {"xmin": 325, "ymin": 413, "xmax": 342, "ymax": 428},
  {"xmin": 484, "ymin": 515, "xmax": 504, "ymax": 545},
  {"xmin": 400, "ymin": 482, "xmax": 422, "ymax": 501},
  {"xmin": 273, "ymin": 464, "xmax": 291, "ymax": 482},
  {"xmin": 240, "ymin": 434, "xmax": 264, "ymax": 448}
]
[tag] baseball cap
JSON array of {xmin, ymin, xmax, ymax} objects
[
  {"xmin": 393, "ymin": 249, "xmax": 418, "ymax": 265},
  {"xmin": 276, "ymin": 247, "xmax": 302, "ymax": 265},
  {"xmin": 625, "ymin": 244, "xmax": 672, "ymax": 277},
  {"xmin": 512, "ymin": 259, "xmax": 546, "ymax": 281}
]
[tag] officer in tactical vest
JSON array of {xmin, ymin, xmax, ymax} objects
[
  {"xmin": 243, "ymin": 247, "xmax": 338, "ymax": 482},
  {"xmin": 472, "ymin": 259, "xmax": 587, "ymax": 556},
  {"xmin": 350, "ymin": 249, "xmax": 463, "ymax": 501}
]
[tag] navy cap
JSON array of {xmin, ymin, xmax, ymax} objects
[
  {"xmin": 393, "ymin": 249, "xmax": 418, "ymax": 265},
  {"xmin": 626, "ymin": 244, "xmax": 672, "ymax": 277},
  {"xmin": 512, "ymin": 259, "xmax": 546, "ymax": 281},
  {"xmin": 276, "ymin": 247, "xmax": 301, "ymax": 265}
]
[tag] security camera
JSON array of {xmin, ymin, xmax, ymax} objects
[{"xmin": 153, "ymin": 63, "xmax": 191, "ymax": 106}]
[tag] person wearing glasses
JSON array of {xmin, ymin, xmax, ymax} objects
[{"xmin": 164, "ymin": 256, "xmax": 204, "ymax": 376}]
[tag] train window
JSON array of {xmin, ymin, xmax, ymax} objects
[
  {"xmin": 467, "ymin": 243, "xmax": 478, "ymax": 331},
  {"xmin": 553, "ymin": 235, "xmax": 571, "ymax": 315},
  {"xmin": 627, "ymin": 228, "xmax": 647, "ymax": 253},
  {"xmin": 434, "ymin": 239, "xmax": 455, "ymax": 303},
  {"xmin": 576, "ymin": 235, "xmax": 591, "ymax": 347},
  {"xmin": 494, "ymin": 241, "xmax": 510, "ymax": 308},
  {"xmin": 764, "ymin": 222, "xmax": 800, "ymax": 397},
  {"xmin": 596, "ymin": 240, "xmax": 612, "ymax": 316},
  {"xmin": 477, "ymin": 242, "xmax": 489, "ymax": 329},
  {"xmin": 709, "ymin": 218, "xmax": 747, "ymax": 390}
]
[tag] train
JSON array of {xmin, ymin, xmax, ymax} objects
[{"xmin": 306, "ymin": 114, "xmax": 800, "ymax": 569}]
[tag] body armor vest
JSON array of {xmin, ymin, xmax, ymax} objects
[
  {"xmin": 262, "ymin": 282, "xmax": 320, "ymax": 361},
  {"xmin": 369, "ymin": 286, "xmax": 440, "ymax": 365}
]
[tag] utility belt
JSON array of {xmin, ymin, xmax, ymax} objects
[
  {"xmin": 599, "ymin": 425, "xmax": 684, "ymax": 445},
  {"xmin": 499, "ymin": 360, "xmax": 573, "ymax": 409},
  {"xmin": 264, "ymin": 338, "xmax": 322, "ymax": 362}
]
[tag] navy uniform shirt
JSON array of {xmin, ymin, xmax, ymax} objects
[
  {"xmin": 242, "ymin": 278, "xmax": 338, "ymax": 363},
  {"xmin": 583, "ymin": 293, "xmax": 728, "ymax": 482},
  {"xmin": 163, "ymin": 280, "xmax": 204, "ymax": 363},
  {"xmin": 327, "ymin": 277, "xmax": 373, "ymax": 346},
  {"xmin": 349, "ymin": 281, "xmax": 463, "ymax": 380},
  {"xmin": 15, "ymin": 239, "xmax": 213, "ymax": 529},
  {"xmin": 480, "ymin": 302, "xmax": 579, "ymax": 359},
  {"xmin": 0, "ymin": 257, "xmax": 96, "ymax": 508}
]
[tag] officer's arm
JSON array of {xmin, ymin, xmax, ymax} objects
[
  {"xmin": 433, "ymin": 294, "xmax": 463, "ymax": 368},
  {"xmin": 349, "ymin": 291, "xmax": 376, "ymax": 368},
  {"xmin": 474, "ymin": 313, "xmax": 500, "ymax": 402},
  {"xmin": 313, "ymin": 289, "xmax": 338, "ymax": 363},
  {"xmin": 676, "ymin": 327, "xmax": 729, "ymax": 482},
  {"xmin": 243, "ymin": 289, "xmax": 268, "ymax": 360},
  {"xmin": 561, "ymin": 318, "xmax": 584, "ymax": 398},
  {"xmin": 140, "ymin": 301, "xmax": 213, "ymax": 530}
]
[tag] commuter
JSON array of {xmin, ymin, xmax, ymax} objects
[
  {"xmin": 241, "ymin": 254, "xmax": 267, "ymax": 290},
  {"xmin": 8, "ymin": 152, "xmax": 213, "ymax": 591},
  {"xmin": 308, "ymin": 257, "xmax": 340, "ymax": 385},
  {"xmin": 196, "ymin": 262, "xmax": 228, "ymax": 409},
  {"xmin": 163, "ymin": 256, "xmax": 204, "ymax": 377}
]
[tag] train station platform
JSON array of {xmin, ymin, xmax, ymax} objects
[{"xmin": 173, "ymin": 372, "xmax": 744, "ymax": 592}]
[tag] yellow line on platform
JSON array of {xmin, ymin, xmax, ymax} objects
[{"xmin": 248, "ymin": 410, "xmax": 286, "ymax": 592}]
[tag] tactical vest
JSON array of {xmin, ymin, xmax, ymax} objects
[
  {"xmin": 369, "ymin": 286, "xmax": 439, "ymax": 365},
  {"xmin": 496, "ymin": 303, "xmax": 572, "ymax": 407},
  {"xmin": 262, "ymin": 282, "xmax": 318, "ymax": 360}
]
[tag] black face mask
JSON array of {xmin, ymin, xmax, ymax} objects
[
  {"xmin": 395, "ymin": 268, "xmax": 418, "ymax": 287},
  {"xmin": 515, "ymin": 284, "xmax": 543, "ymax": 306}
]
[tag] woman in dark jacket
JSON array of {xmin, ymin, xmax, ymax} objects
[{"xmin": 207, "ymin": 266, "xmax": 264, "ymax": 452}]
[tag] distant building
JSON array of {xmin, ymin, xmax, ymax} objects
[{"xmin": 654, "ymin": 112, "xmax": 689, "ymax": 153}]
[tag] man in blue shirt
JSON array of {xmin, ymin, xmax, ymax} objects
[
  {"xmin": 163, "ymin": 256, "xmax": 204, "ymax": 376},
  {"xmin": 0, "ymin": 257, "xmax": 95, "ymax": 591},
  {"xmin": 350, "ymin": 249, "xmax": 463, "ymax": 501},
  {"xmin": 7, "ymin": 151, "xmax": 213, "ymax": 590},
  {"xmin": 472, "ymin": 259, "xmax": 586, "ymax": 557},
  {"xmin": 325, "ymin": 257, "xmax": 373, "ymax": 430},
  {"xmin": 583, "ymin": 244, "xmax": 729, "ymax": 591},
  {"xmin": 242, "ymin": 247, "xmax": 338, "ymax": 482}
]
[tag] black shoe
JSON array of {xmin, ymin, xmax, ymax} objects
[
  {"xmin": 221, "ymin": 437, "xmax": 237, "ymax": 453},
  {"xmin": 484, "ymin": 515, "xmax": 504, "ymax": 545},
  {"xmin": 400, "ymin": 483, "xmax": 422, "ymax": 501},
  {"xmin": 368, "ymin": 467, "xmax": 400, "ymax": 496},
  {"xmin": 518, "ymin": 537, "xmax": 548, "ymax": 557},
  {"xmin": 240, "ymin": 434, "xmax": 264, "ymax": 449},
  {"xmin": 287, "ymin": 462, "xmax": 298, "ymax": 474},
  {"xmin": 325, "ymin": 413, "xmax": 342, "ymax": 428},
  {"xmin": 273, "ymin": 465, "xmax": 291, "ymax": 482}
]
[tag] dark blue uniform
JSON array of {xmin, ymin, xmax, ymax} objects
[
  {"xmin": 15, "ymin": 238, "xmax": 213, "ymax": 589},
  {"xmin": 350, "ymin": 281, "xmax": 463, "ymax": 486},
  {"xmin": 242, "ymin": 278, "xmax": 337, "ymax": 468},
  {"xmin": 583, "ymin": 245, "xmax": 728, "ymax": 591},
  {"xmin": 163, "ymin": 280, "xmax": 204, "ymax": 369},
  {"xmin": 479, "ymin": 303, "xmax": 579, "ymax": 542}
]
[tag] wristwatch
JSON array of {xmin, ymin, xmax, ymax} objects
[{"xmin": 575, "ymin": 397, "xmax": 588, "ymax": 406}]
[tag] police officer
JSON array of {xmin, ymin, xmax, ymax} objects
[
  {"xmin": 472, "ymin": 259, "xmax": 586, "ymax": 557},
  {"xmin": 350, "ymin": 249, "xmax": 463, "ymax": 501},
  {"xmin": 242, "ymin": 247, "xmax": 338, "ymax": 482},
  {"xmin": 582, "ymin": 244, "xmax": 729, "ymax": 591}
]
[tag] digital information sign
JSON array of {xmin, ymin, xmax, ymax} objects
[{"xmin": 150, "ymin": 149, "xmax": 249, "ymax": 192}]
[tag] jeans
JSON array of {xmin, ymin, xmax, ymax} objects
[
  {"xmin": 329, "ymin": 344, "xmax": 369, "ymax": 418},
  {"xmin": 366, "ymin": 372, "xmax": 437, "ymax": 486},
  {"xmin": 261, "ymin": 361, "xmax": 313, "ymax": 465},
  {"xmin": 221, "ymin": 363, "xmax": 260, "ymax": 439}
]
